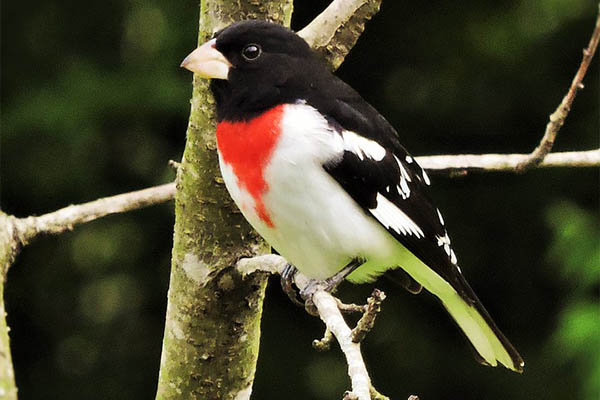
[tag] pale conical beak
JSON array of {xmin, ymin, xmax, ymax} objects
[{"xmin": 180, "ymin": 38, "xmax": 231, "ymax": 80}]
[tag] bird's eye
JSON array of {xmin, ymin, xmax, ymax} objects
[{"xmin": 242, "ymin": 44, "xmax": 261, "ymax": 61}]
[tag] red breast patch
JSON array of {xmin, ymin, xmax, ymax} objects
[{"xmin": 216, "ymin": 105, "xmax": 285, "ymax": 227}]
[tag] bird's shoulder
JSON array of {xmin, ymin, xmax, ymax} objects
[{"xmin": 303, "ymin": 82, "xmax": 470, "ymax": 298}]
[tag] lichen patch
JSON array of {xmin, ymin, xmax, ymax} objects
[
  {"xmin": 233, "ymin": 384, "xmax": 252, "ymax": 400},
  {"xmin": 182, "ymin": 253, "xmax": 211, "ymax": 285}
]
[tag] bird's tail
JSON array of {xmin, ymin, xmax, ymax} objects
[
  {"xmin": 349, "ymin": 252, "xmax": 524, "ymax": 371},
  {"xmin": 438, "ymin": 278, "xmax": 524, "ymax": 373}
]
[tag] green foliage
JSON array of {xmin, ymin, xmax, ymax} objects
[
  {"xmin": 1, "ymin": 0, "xmax": 598, "ymax": 399},
  {"xmin": 546, "ymin": 202, "xmax": 600, "ymax": 400}
]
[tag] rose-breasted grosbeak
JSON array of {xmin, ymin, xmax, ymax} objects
[{"xmin": 181, "ymin": 20, "xmax": 524, "ymax": 372}]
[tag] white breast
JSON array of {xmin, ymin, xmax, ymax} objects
[{"xmin": 219, "ymin": 103, "xmax": 399, "ymax": 280}]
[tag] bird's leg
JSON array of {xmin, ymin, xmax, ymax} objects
[
  {"xmin": 280, "ymin": 263, "xmax": 304, "ymax": 307},
  {"xmin": 300, "ymin": 258, "xmax": 363, "ymax": 316}
]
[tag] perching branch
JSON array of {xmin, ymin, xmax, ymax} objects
[
  {"xmin": 237, "ymin": 255, "xmax": 393, "ymax": 400},
  {"xmin": 516, "ymin": 7, "xmax": 600, "ymax": 172},
  {"xmin": 313, "ymin": 290, "xmax": 373, "ymax": 400},
  {"xmin": 298, "ymin": 0, "xmax": 382, "ymax": 70}
]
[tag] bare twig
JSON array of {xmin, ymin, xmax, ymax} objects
[
  {"xmin": 313, "ymin": 328, "xmax": 335, "ymax": 351},
  {"xmin": 417, "ymin": 149, "xmax": 600, "ymax": 173},
  {"xmin": 236, "ymin": 254, "xmax": 288, "ymax": 275},
  {"xmin": 12, "ymin": 183, "xmax": 176, "ymax": 246},
  {"xmin": 237, "ymin": 254, "xmax": 385, "ymax": 400},
  {"xmin": 370, "ymin": 385, "xmax": 391, "ymax": 400},
  {"xmin": 1, "ymin": 148, "xmax": 595, "ymax": 273},
  {"xmin": 352, "ymin": 289, "xmax": 386, "ymax": 343},
  {"xmin": 298, "ymin": 0, "xmax": 382, "ymax": 70},
  {"xmin": 337, "ymin": 299, "xmax": 368, "ymax": 314},
  {"xmin": 168, "ymin": 160, "xmax": 181, "ymax": 170},
  {"xmin": 516, "ymin": 8, "xmax": 600, "ymax": 172},
  {"xmin": 312, "ymin": 290, "xmax": 372, "ymax": 400},
  {"xmin": 2, "ymin": 148, "xmax": 595, "ymax": 255}
]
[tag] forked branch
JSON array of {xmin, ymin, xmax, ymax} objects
[
  {"xmin": 516, "ymin": 7, "xmax": 600, "ymax": 171},
  {"xmin": 298, "ymin": 0, "xmax": 382, "ymax": 70},
  {"xmin": 237, "ymin": 254, "xmax": 396, "ymax": 400}
]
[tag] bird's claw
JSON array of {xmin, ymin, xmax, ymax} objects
[
  {"xmin": 280, "ymin": 264, "xmax": 304, "ymax": 307},
  {"xmin": 300, "ymin": 279, "xmax": 338, "ymax": 316},
  {"xmin": 281, "ymin": 260, "xmax": 360, "ymax": 315}
]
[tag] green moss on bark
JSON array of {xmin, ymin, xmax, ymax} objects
[
  {"xmin": 155, "ymin": 1, "xmax": 293, "ymax": 399},
  {"xmin": 0, "ymin": 213, "xmax": 18, "ymax": 400}
]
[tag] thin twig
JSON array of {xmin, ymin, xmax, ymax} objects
[
  {"xmin": 237, "ymin": 254, "xmax": 385, "ymax": 400},
  {"xmin": 370, "ymin": 385, "xmax": 391, "ymax": 400},
  {"xmin": 313, "ymin": 290, "xmax": 372, "ymax": 400},
  {"xmin": 3, "ymin": 149, "xmax": 596, "ymax": 250},
  {"xmin": 313, "ymin": 328, "xmax": 335, "ymax": 351},
  {"xmin": 337, "ymin": 299, "xmax": 368, "ymax": 314},
  {"xmin": 12, "ymin": 183, "xmax": 176, "ymax": 245},
  {"xmin": 352, "ymin": 289, "xmax": 386, "ymax": 343},
  {"xmin": 2, "ymin": 148, "xmax": 595, "ymax": 264},
  {"xmin": 417, "ymin": 149, "xmax": 600, "ymax": 173},
  {"xmin": 168, "ymin": 160, "xmax": 181, "ymax": 170},
  {"xmin": 516, "ymin": 8, "xmax": 600, "ymax": 172}
]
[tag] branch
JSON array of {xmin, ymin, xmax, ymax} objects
[
  {"xmin": 2, "ymin": 148, "xmax": 595, "ymax": 264},
  {"xmin": 313, "ymin": 290, "xmax": 372, "ymax": 400},
  {"xmin": 237, "ymin": 255, "xmax": 387, "ymax": 400},
  {"xmin": 352, "ymin": 289, "xmax": 386, "ymax": 343},
  {"xmin": 12, "ymin": 183, "xmax": 176, "ymax": 246},
  {"xmin": 2, "ymin": 148, "xmax": 595, "ymax": 268},
  {"xmin": 516, "ymin": 8, "xmax": 600, "ymax": 172},
  {"xmin": 417, "ymin": 149, "xmax": 600, "ymax": 173},
  {"xmin": 298, "ymin": 0, "xmax": 382, "ymax": 70}
]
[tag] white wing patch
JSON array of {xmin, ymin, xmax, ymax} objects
[
  {"xmin": 450, "ymin": 249, "xmax": 458, "ymax": 265},
  {"xmin": 370, "ymin": 193, "xmax": 424, "ymax": 238},
  {"xmin": 436, "ymin": 208, "xmax": 445, "ymax": 225},
  {"xmin": 436, "ymin": 233, "xmax": 458, "ymax": 265},
  {"xmin": 341, "ymin": 130, "xmax": 386, "ymax": 161},
  {"xmin": 393, "ymin": 155, "xmax": 413, "ymax": 199},
  {"xmin": 422, "ymin": 168, "xmax": 431, "ymax": 185}
]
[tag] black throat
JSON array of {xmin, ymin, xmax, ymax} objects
[{"xmin": 209, "ymin": 56, "xmax": 332, "ymax": 123}]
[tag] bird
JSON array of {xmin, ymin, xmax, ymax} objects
[{"xmin": 180, "ymin": 20, "xmax": 524, "ymax": 373}]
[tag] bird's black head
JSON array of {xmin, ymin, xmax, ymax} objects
[{"xmin": 181, "ymin": 20, "xmax": 329, "ymax": 121}]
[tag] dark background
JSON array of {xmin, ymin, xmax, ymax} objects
[{"xmin": 1, "ymin": 1, "xmax": 598, "ymax": 399}]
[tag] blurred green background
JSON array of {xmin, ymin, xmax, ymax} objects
[{"xmin": 1, "ymin": 1, "xmax": 598, "ymax": 399}]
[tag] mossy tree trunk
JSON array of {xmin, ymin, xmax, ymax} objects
[
  {"xmin": 0, "ymin": 213, "xmax": 18, "ymax": 400},
  {"xmin": 155, "ymin": 1, "xmax": 293, "ymax": 399}
]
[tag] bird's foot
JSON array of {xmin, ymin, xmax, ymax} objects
[
  {"xmin": 299, "ymin": 280, "xmax": 332, "ymax": 316},
  {"xmin": 280, "ymin": 264, "xmax": 304, "ymax": 307},
  {"xmin": 300, "ymin": 262, "xmax": 361, "ymax": 316}
]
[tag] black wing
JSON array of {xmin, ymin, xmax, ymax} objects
[
  {"xmin": 323, "ymin": 124, "xmax": 467, "ymax": 295},
  {"xmin": 307, "ymin": 75, "xmax": 468, "ymax": 297},
  {"xmin": 311, "ymin": 77, "xmax": 523, "ymax": 372}
]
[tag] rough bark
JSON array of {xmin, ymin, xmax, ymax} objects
[
  {"xmin": 0, "ymin": 213, "xmax": 17, "ymax": 400},
  {"xmin": 154, "ymin": 2, "xmax": 293, "ymax": 399},
  {"xmin": 298, "ymin": 0, "xmax": 382, "ymax": 70}
]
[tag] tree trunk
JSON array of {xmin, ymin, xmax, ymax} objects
[
  {"xmin": 155, "ymin": 2, "xmax": 293, "ymax": 399},
  {"xmin": 0, "ymin": 213, "xmax": 18, "ymax": 400}
]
